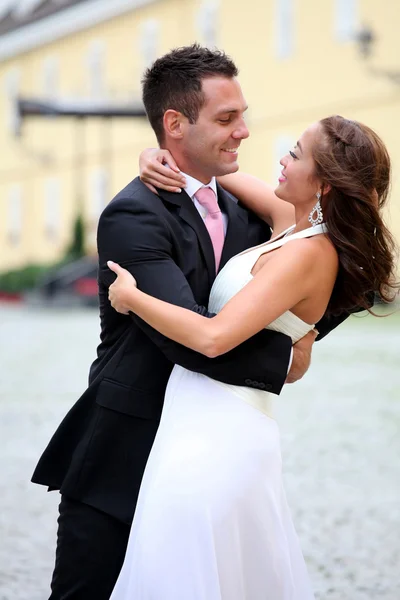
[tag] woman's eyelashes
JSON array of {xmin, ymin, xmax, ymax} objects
[{"xmin": 289, "ymin": 150, "xmax": 298, "ymax": 160}]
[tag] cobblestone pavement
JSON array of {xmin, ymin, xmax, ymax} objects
[{"xmin": 0, "ymin": 305, "xmax": 399, "ymax": 600}]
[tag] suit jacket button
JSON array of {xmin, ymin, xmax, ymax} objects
[
  {"xmin": 265, "ymin": 383, "xmax": 273, "ymax": 392},
  {"xmin": 244, "ymin": 379, "xmax": 252, "ymax": 385},
  {"xmin": 258, "ymin": 382, "xmax": 266, "ymax": 390}
]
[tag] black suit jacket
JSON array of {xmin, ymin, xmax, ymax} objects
[{"xmin": 32, "ymin": 177, "xmax": 348, "ymax": 523}]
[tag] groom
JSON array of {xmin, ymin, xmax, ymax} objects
[{"xmin": 32, "ymin": 45, "xmax": 345, "ymax": 599}]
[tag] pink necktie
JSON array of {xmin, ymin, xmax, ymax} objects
[{"xmin": 195, "ymin": 187, "xmax": 225, "ymax": 272}]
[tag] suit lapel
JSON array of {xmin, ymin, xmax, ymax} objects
[
  {"xmin": 157, "ymin": 188, "xmax": 216, "ymax": 279},
  {"xmin": 217, "ymin": 184, "xmax": 249, "ymax": 272}
]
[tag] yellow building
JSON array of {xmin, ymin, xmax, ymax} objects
[{"xmin": 0, "ymin": 0, "xmax": 399, "ymax": 272}]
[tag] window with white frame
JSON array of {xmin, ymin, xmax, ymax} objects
[
  {"xmin": 197, "ymin": 0, "xmax": 220, "ymax": 48},
  {"xmin": 90, "ymin": 168, "xmax": 109, "ymax": 221},
  {"xmin": 138, "ymin": 19, "xmax": 160, "ymax": 72},
  {"xmin": 44, "ymin": 178, "xmax": 61, "ymax": 241},
  {"xmin": 86, "ymin": 40, "xmax": 106, "ymax": 98},
  {"xmin": 334, "ymin": 0, "xmax": 359, "ymax": 42},
  {"xmin": 3, "ymin": 67, "xmax": 21, "ymax": 136},
  {"xmin": 7, "ymin": 185, "xmax": 23, "ymax": 246},
  {"xmin": 41, "ymin": 55, "xmax": 59, "ymax": 98},
  {"xmin": 273, "ymin": 135, "xmax": 294, "ymax": 185},
  {"xmin": 275, "ymin": 0, "xmax": 294, "ymax": 60}
]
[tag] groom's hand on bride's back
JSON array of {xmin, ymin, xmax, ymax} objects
[{"xmin": 285, "ymin": 329, "xmax": 318, "ymax": 384}]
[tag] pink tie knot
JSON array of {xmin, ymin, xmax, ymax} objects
[{"xmin": 195, "ymin": 186, "xmax": 220, "ymax": 216}]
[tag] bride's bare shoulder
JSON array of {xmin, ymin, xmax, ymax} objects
[{"xmin": 268, "ymin": 234, "xmax": 338, "ymax": 275}]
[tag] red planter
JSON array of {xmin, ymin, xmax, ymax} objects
[{"xmin": 0, "ymin": 291, "xmax": 23, "ymax": 303}]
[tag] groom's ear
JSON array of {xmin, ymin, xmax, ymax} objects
[{"xmin": 163, "ymin": 110, "xmax": 185, "ymax": 140}]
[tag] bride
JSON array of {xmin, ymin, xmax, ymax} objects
[{"xmin": 108, "ymin": 116, "xmax": 396, "ymax": 599}]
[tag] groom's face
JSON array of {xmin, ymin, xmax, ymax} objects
[{"xmin": 181, "ymin": 77, "xmax": 249, "ymax": 182}]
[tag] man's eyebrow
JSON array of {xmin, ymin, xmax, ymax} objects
[{"xmin": 216, "ymin": 106, "xmax": 249, "ymax": 115}]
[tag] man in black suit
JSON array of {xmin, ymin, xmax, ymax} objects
[{"xmin": 32, "ymin": 44, "xmax": 345, "ymax": 599}]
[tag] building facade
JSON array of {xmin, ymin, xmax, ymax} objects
[{"xmin": 0, "ymin": 0, "xmax": 399, "ymax": 272}]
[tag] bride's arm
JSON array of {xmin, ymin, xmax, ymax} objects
[
  {"xmin": 107, "ymin": 240, "xmax": 319, "ymax": 358},
  {"xmin": 217, "ymin": 172, "xmax": 294, "ymax": 235},
  {"xmin": 139, "ymin": 149, "xmax": 294, "ymax": 235}
]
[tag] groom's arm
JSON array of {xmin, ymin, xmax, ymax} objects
[
  {"xmin": 314, "ymin": 291, "xmax": 374, "ymax": 340},
  {"xmin": 285, "ymin": 294, "xmax": 374, "ymax": 384},
  {"xmin": 98, "ymin": 195, "xmax": 292, "ymax": 394},
  {"xmin": 314, "ymin": 312, "xmax": 350, "ymax": 340}
]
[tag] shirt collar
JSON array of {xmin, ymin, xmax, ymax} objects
[{"xmin": 181, "ymin": 172, "xmax": 217, "ymax": 199}]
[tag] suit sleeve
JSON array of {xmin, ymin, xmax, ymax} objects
[
  {"xmin": 97, "ymin": 196, "xmax": 292, "ymax": 394},
  {"xmin": 315, "ymin": 312, "xmax": 350, "ymax": 340},
  {"xmin": 315, "ymin": 292, "xmax": 374, "ymax": 340}
]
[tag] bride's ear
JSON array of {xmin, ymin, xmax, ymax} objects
[{"xmin": 321, "ymin": 182, "xmax": 331, "ymax": 196}]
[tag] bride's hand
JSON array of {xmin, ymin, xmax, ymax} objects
[
  {"xmin": 107, "ymin": 261, "xmax": 138, "ymax": 315},
  {"xmin": 139, "ymin": 148, "xmax": 186, "ymax": 193}
]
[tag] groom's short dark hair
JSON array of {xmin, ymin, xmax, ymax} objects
[{"xmin": 142, "ymin": 44, "xmax": 239, "ymax": 144}]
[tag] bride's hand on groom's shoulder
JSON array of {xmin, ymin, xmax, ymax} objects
[
  {"xmin": 107, "ymin": 261, "xmax": 137, "ymax": 315},
  {"xmin": 139, "ymin": 148, "xmax": 186, "ymax": 193},
  {"xmin": 285, "ymin": 329, "xmax": 318, "ymax": 384}
]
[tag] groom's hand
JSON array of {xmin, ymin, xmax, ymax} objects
[{"xmin": 285, "ymin": 329, "xmax": 318, "ymax": 384}]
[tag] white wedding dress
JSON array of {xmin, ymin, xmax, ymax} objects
[{"xmin": 110, "ymin": 224, "xmax": 326, "ymax": 600}]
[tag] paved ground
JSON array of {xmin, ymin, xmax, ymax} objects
[{"xmin": 0, "ymin": 304, "xmax": 399, "ymax": 599}]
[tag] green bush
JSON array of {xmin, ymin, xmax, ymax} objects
[
  {"xmin": 0, "ymin": 264, "xmax": 50, "ymax": 293},
  {"xmin": 0, "ymin": 214, "xmax": 88, "ymax": 293},
  {"xmin": 65, "ymin": 213, "xmax": 86, "ymax": 261}
]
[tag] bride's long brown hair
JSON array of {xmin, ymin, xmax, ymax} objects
[{"xmin": 313, "ymin": 115, "xmax": 398, "ymax": 315}]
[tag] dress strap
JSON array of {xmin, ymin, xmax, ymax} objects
[
  {"xmin": 285, "ymin": 223, "xmax": 328, "ymax": 240},
  {"xmin": 273, "ymin": 223, "xmax": 327, "ymax": 247},
  {"xmin": 248, "ymin": 223, "xmax": 327, "ymax": 261},
  {"xmin": 236, "ymin": 224, "xmax": 295, "ymax": 259}
]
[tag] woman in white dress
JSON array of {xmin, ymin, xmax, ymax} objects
[{"xmin": 108, "ymin": 116, "xmax": 397, "ymax": 600}]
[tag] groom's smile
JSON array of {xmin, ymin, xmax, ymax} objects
[{"xmin": 180, "ymin": 76, "xmax": 249, "ymax": 182}]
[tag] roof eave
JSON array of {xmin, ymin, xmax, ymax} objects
[{"xmin": 0, "ymin": 0, "xmax": 156, "ymax": 62}]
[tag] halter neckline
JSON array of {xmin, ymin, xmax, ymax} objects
[
  {"xmin": 282, "ymin": 223, "xmax": 328, "ymax": 243},
  {"xmin": 237, "ymin": 223, "xmax": 327, "ymax": 260}
]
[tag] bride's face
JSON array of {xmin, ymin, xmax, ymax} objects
[{"xmin": 275, "ymin": 122, "xmax": 323, "ymax": 207}]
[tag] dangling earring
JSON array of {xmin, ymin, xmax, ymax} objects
[{"xmin": 308, "ymin": 191, "xmax": 324, "ymax": 226}]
